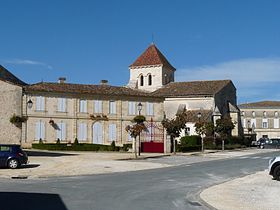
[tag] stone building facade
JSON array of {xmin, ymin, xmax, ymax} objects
[
  {"xmin": 0, "ymin": 44, "xmax": 241, "ymax": 151},
  {"xmin": 239, "ymin": 101, "xmax": 280, "ymax": 140}
]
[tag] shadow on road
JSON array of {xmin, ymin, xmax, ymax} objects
[
  {"xmin": 20, "ymin": 164, "xmax": 40, "ymax": 169},
  {"xmin": 25, "ymin": 150, "xmax": 76, "ymax": 157},
  {"xmin": 0, "ymin": 192, "xmax": 68, "ymax": 210}
]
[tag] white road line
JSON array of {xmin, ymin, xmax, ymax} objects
[
  {"xmin": 262, "ymin": 157, "xmax": 271, "ymax": 160},
  {"xmin": 238, "ymin": 156, "xmax": 249, "ymax": 159},
  {"xmin": 251, "ymin": 156, "xmax": 261, "ymax": 159}
]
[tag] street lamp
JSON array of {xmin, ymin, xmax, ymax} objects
[
  {"xmin": 27, "ymin": 99, "xmax": 33, "ymax": 109},
  {"xmin": 137, "ymin": 102, "xmax": 143, "ymax": 156},
  {"xmin": 197, "ymin": 112, "xmax": 204, "ymax": 152}
]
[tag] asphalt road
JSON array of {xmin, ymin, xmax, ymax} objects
[{"xmin": 0, "ymin": 150, "xmax": 279, "ymax": 210}]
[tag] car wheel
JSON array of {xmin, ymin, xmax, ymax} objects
[
  {"xmin": 8, "ymin": 159, "xmax": 19, "ymax": 169},
  {"xmin": 273, "ymin": 165, "xmax": 280, "ymax": 181}
]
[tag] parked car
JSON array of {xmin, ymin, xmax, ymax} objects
[
  {"xmin": 257, "ymin": 138, "xmax": 280, "ymax": 149},
  {"xmin": 0, "ymin": 144, "xmax": 28, "ymax": 169},
  {"xmin": 269, "ymin": 156, "xmax": 280, "ymax": 180}
]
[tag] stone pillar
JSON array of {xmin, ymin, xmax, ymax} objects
[{"xmin": 165, "ymin": 133, "xmax": 171, "ymax": 154}]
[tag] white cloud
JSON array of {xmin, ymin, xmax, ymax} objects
[
  {"xmin": 2, "ymin": 59, "xmax": 53, "ymax": 70},
  {"xmin": 176, "ymin": 58, "xmax": 280, "ymax": 103}
]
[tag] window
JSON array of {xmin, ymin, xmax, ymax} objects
[
  {"xmin": 139, "ymin": 75, "xmax": 144, "ymax": 86},
  {"xmin": 242, "ymin": 119, "xmax": 246, "ymax": 128},
  {"xmin": 241, "ymin": 111, "xmax": 245, "ymax": 117},
  {"xmin": 36, "ymin": 96, "xmax": 45, "ymax": 111},
  {"xmin": 78, "ymin": 123, "xmax": 87, "ymax": 141},
  {"xmin": 274, "ymin": 119, "xmax": 279, "ymax": 129},
  {"xmin": 57, "ymin": 122, "xmax": 66, "ymax": 141},
  {"xmin": 35, "ymin": 121, "xmax": 45, "ymax": 140},
  {"xmin": 252, "ymin": 111, "xmax": 256, "ymax": 118},
  {"xmin": 79, "ymin": 99, "xmax": 87, "ymax": 113},
  {"xmin": 146, "ymin": 102, "xmax": 154, "ymax": 116},
  {"xmin": 262, "ymin": 119, "xmax": 268, "ymax": 128},
  {"xmin": 94, "ymin": 100, "xmax": 102, "ymax": 113},
  {"xmin": 251, "ymin": 119, "xmax": 256, "ymax": 128},
  {"xmin": 109, "ymin": 101, "xmax": 116, "ymax": 114},
  {"xmin": 185, "ymin": 127, "xmax": 190, "ymax": 136},
  {"xmin": 148, "ymin": 74, "xmax": 152, "ymax": 86},
  {"xmin": 128, "ymin": 132, "xmax": 132, "ymax": 142},
  {"xmin": 109, "ymin": 124, "xmax": 117, "ymax": 142},
  {"xmin": 57, "ymin": 98, "xmax": 66, "ymax": 112},
  {"xmin": 128, "ymin": 102, "xmax": 136, "ymax": 115}
]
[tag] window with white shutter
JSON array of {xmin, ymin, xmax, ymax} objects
[
  {"xmin": 78, "ymin": 123, "xmax": 87, "ymax": 141},
  {"xmin": 251, "ymin": 119, "xmax": 256, "ymax": 128},
  {"xmin": 109, "ymin": 101, "xmax": 116, "ymax": 114},
  {"xmin": 36, "ymin": 96, "xmax": 45, "ymax": 111},
  {"xmin": 94, "ymin": 100, "xmax": 103, "ymax": 113},
  {"xmin": 262, "ymin": 119, "xmax": 268, "ymax": 128},
  {"xmin": 79, "ymin": 99, "xmax": 87, "ymax": 113},
  {"xmin": 146, "ymin": 102, "xmax": 154, "ymax": 116},
  {"xmin": 128, "ymin": 102, "xmax": 136, "ymax": 115},
  {"xmin": 35, "ymin": 121, "xmax": 45, "ymax": 140},
  {"xmin": 274, "ymin": 119, "xmax": 279, "ymax": 128},
  {"xmin": 57, "ymin": 122, "xmax": 66, "ymax": 140},
  {"xmin": 109, "ymin": 124, "xmax": 117, "ymax": 142},
  {"xmin": 58, "ymin": 98, "xmax": 66, "ymax": 112}
]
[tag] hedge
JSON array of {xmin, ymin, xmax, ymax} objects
[{"xmin": 32, "ymin": 143, "xmax": 122, "ymax": 151}]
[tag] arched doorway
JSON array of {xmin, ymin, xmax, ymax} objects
[{"xmin": 93, "ymin": 122, "xmax": 103, "ymax": 144}]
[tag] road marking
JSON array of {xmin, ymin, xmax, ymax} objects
[{"xmin": 251, "ymin": 156, "xmax": 261, "ymax": 159}]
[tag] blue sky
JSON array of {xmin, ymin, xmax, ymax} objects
[{"xmin": 1, "ymin": 0, "xmax": 280, "ymax": 104}]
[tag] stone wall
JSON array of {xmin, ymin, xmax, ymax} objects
[{"xmin": 0, "ymin": 80, "xmax": 22, "ymax": 144}]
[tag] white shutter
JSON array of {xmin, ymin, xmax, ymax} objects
[
  {"xmin": 109, "ymin": 124, "xmax": 116, "ymax": 142},
  {"xmin": 36, "ymin": 96, "xmax": 45, "ymax": 111},
  {"xmin": 128, "ymin": 102, "xmax": 136, "ymax": 115},
  {"xmin": 146, "ymin": 102, "xmax": 154, "ymax": 116},
  {"xmin": 57, "ymin": 122, "xmax": 66, "ymax": 140},
  {"xmin": 80, "ymin": 100, "xmax": 87, "ymax": 113},
  {"xmin": 274, "ymin": 119, "xmax": 279, "ymax": 128},
  {"xmin": 94, "ymin": 100, "xmax": 102, "ymax": 113},
  {"xmin": 40, "ymin": 122, "xmax": 45, "ymax": 140},
  {"xmin": 109, "ymin": 101, "xmax": 116, "ymax": 114},
  {"xmin": 78, "ymin": 123, "xmax": 87, "ymax": 141},
  {"xmin": 35, "ymin": 122, "xmax": 40, "ymax": 140}
]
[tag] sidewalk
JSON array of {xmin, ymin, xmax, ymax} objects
[{"xmin": 200, "ymin": 171, "xmax": 280, "ymax": 210}]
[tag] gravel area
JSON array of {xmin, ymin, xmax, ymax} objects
[{"xmin": 200, "ymin": 171, "xmax": 280, "ymax": 210}]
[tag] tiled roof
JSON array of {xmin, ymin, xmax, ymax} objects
[
  {"xmin": 184, "ymin": 110, "xmax": 213, "ymax": 122},
  {"xmin": 130, "ymin": 44, "xmax": 175, "ymax": 70},
  {"xmin": 0, "ymin": 65, "xmax": 27, "ymax": 86},
  {"xmin": 239, "ymin": 101, "xmax": 280, "ymax": 108},
  {"xmin": 25, "ymin": 82, "xmax": 161, "ymax": 98},
  {"xmin": 152, "ymin": 80, "xmax": 232, "ymax": 97}
]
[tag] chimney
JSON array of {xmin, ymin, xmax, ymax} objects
[
  {"xmin": 100, "ymin": 80, "xmax": 108, "ymax": 85},
  {"xmin": 58, "ymin": 77, "xmax": 66, "ymax": 84}
]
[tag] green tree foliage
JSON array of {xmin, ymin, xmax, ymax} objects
[
  {"xmin": 194, "ymin": 121, "xmax": 214, "ymax": 137},
  {"xmin": 215, "ymin": 116, "xmax": 235, "ymax": 139},
  {"xmin": 161, "ymin": 113, "xmax": 187, "ymax": 137}
]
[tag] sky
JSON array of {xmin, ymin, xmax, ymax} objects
[{"xmin": 1, "ymin": 0, "xmax": 280, "ymax": 104}]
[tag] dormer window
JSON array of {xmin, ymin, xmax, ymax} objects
[
  {"xmin": 139, "ymin": 75, "xmax": 144, "ymax": 86},
  {"xmin": 148, "ymin": 74, "xmax": 152, "ymax": 86}
]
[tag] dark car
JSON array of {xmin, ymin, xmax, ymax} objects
[
  {"xmin": 0, "ymin": 145, "xmax": 28, "ymax": 169},
  {"xmin": 257, "ymin": 138, "xmax": 280, "ymax": 149}
]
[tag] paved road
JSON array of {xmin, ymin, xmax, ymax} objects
[{"xmin": 0, "ymin": 150, "xmax": 279, "ymax": 210}]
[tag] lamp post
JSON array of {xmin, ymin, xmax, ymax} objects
[
  {"xmin": 197, "ymin": 112, "xmax": 204, "ymax": 152},
  {"xmin": 137, "ymin": 102, "xmax": 143, "ymax": 156},
  {"xmin": 24, "ymin": 98, "xmax": 33, "ymax": 145}
]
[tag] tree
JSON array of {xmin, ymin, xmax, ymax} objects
[
  {"xmin": 215, "ymin": 116, "xmax": 235, "ymax": 151},
  {"xmin": 125, "ymin": 115, "xmax": 146, "ymax": 158},
  {"xmin": 162, "ymin": 112, "xmax": 187, "ymax": 153},
  {"xmin": 194, "ymin": 121, "xmax": 214, "ymax": 152}
]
